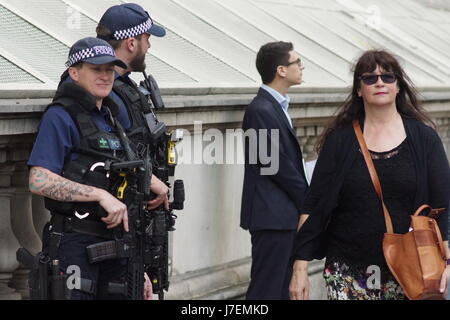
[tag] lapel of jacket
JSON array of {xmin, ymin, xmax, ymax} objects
[{"xmin": 258, "ymin": 88, "xmax": 298, "ymax": 141}]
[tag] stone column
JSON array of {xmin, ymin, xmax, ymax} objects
[
  {"xmin": 0, "ymin": 164, "xmax": 21, "ymax": 300},
  {"xmin": 32, "ymin": 195, "xmax": 50, "ymax": 241},
  {"xmin": 10, "ymin": 165, "xmax": 42, "ymax": 255},
  {"xmin": 9, "ymin": 165, "xmax": 43, "ymax": 299}
]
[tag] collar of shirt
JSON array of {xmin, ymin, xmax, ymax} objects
[
  {"xmin": 260, "ymin": 84, "xmax": 291, "ymax": 112},
  {"xmin": 115, "ymin": 70, "xmax": 131, "ymax": 80},
  {"xmin": 94, "ymin": 105, "xmax": 114, "ymax": 132}
]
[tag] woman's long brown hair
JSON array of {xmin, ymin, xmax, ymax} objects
[{"xmin": 316, "ymin": 50, "xmax": 435, "ymax": 153}]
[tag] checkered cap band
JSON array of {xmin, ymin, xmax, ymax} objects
[
  {"xmin": 113, "ymin": 18, "xmax": 152, "ymax": 40},
  {"xmin": 65, "ymin": 45, "xmax": 116, "ymax": 68},
  {"xmin": 65, "ymin": 48, "xmax": 95, "ymax": 68}
]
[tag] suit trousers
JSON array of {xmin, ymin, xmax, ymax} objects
[{"xmin": 246, "ymin": 229, "xmax": 296, "ymax": 300}]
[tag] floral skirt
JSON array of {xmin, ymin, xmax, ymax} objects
[{"xmin": 323, "ymin": 259, "xmax": 405, "ymax": 300}]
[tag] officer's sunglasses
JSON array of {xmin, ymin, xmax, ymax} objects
[{"xmin": 359, "ymin": 72, "xmax": 397, "ymax": 85}]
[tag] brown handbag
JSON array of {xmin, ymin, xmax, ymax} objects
[{"xmin": 353, "ymin": 120, "xmax": 447, "ymax": 300}]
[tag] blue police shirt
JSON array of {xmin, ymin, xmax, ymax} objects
[{"xmin": 28, "ymin": 100, "xmax": 128, "ymax": 175}]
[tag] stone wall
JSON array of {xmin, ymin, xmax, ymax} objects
[{"xmin": 0, "ymin": 89, "xmax": 448, "ymax": 300}]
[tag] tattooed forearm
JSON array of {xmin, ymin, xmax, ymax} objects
[
  {"xmin": 41, "ymin": 179, "xmax": 94, "ymax": 202},
  {"xmin": 29, "ymin": 167, "xmax": 47, "ymax": 191},
  {"xmin": 29, "ymin": 167, "xmax": 95, "ymax": 202}
]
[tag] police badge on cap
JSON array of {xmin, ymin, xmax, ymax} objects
[
  {"xmin": 98, "ymin": 3, "xmax": 166, "ymax": 41},
  {"xmin": 66, "ymin": 37, "xmax": 128, "ymax": 69}
]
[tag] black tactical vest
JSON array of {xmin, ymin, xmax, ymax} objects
[
  {"xmin": 112, "ymin": 75, "xmax": 160, "ymax": 156},
  {"xmin": 43, "ymin": 83, "xmax": 128, "ymax": 220},
  {"xmin": 58, "ymin": 71, "xmax": 160, "ymax": 157}
]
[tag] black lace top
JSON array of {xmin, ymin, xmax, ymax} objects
[
  {"xmin": 326, "ymin": 137, "xmax": 417, "ymax": 271},
  {"xmin": 293, "ymin": 119, "xmax": 449, "ymax": 265}
]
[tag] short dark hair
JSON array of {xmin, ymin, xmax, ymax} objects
[
  {"xmin": 71, "ymin": 62, "xmax": 84, "ymax": 69},
  {"xmin": 256, "ymin": 41, "xmax": 293, "ymax": 84},
  {"xmin": 96, "ymin": 24, "xmax": 143, "ymax": 50}
]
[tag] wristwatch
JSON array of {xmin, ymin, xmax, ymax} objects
[{"xmin": 446, "ymin": 259, "xmax": 450, "ymax": 266}]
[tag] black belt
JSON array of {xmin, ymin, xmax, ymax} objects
[{"xmin": 50, "ymin": 213, "xmax": 114, "ymax": 240}]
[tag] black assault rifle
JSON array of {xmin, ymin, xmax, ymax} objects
[{"xmin": 139, "ymin": 72, "xmax": 185, "ymax": 300}]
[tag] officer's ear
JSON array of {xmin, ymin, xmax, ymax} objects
[
  {"xmin": 124, "ymin": 37, "xmax": 138, "ymax": 53},
  {"xmin": 68, "ymin": 63, "xmax": 83, "ymax": 82}
]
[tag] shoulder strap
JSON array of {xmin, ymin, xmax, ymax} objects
[
  {"xmin": 352, "ymin": 120, "xmax": 394, "ymax": 234},
  {"xmin": 114, "ymin": 76, "xmax": 151, "ymax": 114},
  {"xmin": 53, "ymin": 99, "xmax": 98, "ymax": 138}
]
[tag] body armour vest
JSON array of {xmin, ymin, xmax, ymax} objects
[
  {"xmin": 112, "ymin": 76, "xmax": 161, "ymax": 156},
  {"xmin": 44, "ymin": 82, "xmax": 128, "ymax": 221}
]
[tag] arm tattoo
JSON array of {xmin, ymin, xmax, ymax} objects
[{"xmin": 29, "ymin": 167, "xmax": 94, "ymax": 202}]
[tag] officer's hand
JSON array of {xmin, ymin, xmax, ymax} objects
[
  {"xmin": 98, "ymin": 190, "xmax": 129, "ymax": 232},
  {"xmin": 147, "ymin": 175, "xmax": 169, "ymax": 210},
  {"xmin": 144, "ymin": 272, "xmax": 153, "ymax": 300}
]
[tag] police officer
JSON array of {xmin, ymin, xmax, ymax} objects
[
  {"xmin": 95, "ymin": 3, "xmax": 170, "ymax": 211},
  {"xmin": 28, "ymin": 37, "xmax": 151, "ymax": 299}
]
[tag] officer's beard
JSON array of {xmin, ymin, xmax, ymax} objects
[{"xmin": 129, "ymin": 50, "xmax": 147, "ymax": 72}]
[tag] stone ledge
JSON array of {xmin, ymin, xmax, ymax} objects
[
  {"xmin": 165, "ymin": 258, "xmax": 327, "ymax": 300},
  {"xmin": 166, "ymin": 258, "xmax": 251, "ymax": 300},
  {"xmin": 1, "ymin": 88, "xmax": 450, "ymax": 113}
]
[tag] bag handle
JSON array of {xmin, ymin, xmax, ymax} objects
[
  {"xmin": 353, "ymin": 120, "xmax": 394, "ymax": 234},
  {"xmin": 414, "ymin": 205, "xmax": 447, "ymax": 259},
  {"xmin": 413, "ymin": 204, "xmax": 432, "ymax": 217}
]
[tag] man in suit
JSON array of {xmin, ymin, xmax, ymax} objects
[{"xmin": 241, "ymin": 41, "xmax": 308, "ymax": 300}]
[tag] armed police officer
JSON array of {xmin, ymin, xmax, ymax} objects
[
  {"xmin": 95, "ymin": 3, "xmax": 170, "ymax": 212},
  {"xmin": 94, "ymin": 3, "xmax": 185, "ymax": 300},
  {"xmin": 27, "ymin": 37, "xmax": 152, "ymax": 300},
  {"xmin": 56, "ymin": 3, "xmax": 170, "ymax": 214}
]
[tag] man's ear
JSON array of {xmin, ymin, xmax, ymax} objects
[
  {"xmin": 68, "ymin": 67, "xmax": 79, "ymax": 82},
  {"xmin": 276, "ymin": 65, "xmax": 287, "ymax": 78},
  {"xmin": 125, "ymin": 37, "xmax": 137, "ymax": 53}
]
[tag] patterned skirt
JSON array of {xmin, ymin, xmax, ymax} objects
[{"xmin": 323, "ymin": 259, "xmax": 406, "ymax": 300}]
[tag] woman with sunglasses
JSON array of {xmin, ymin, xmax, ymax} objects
[{"xmin": 289, "ymin": 50, "xmax": 450, "ymax": 300}]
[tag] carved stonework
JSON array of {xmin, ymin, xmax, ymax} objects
[{"xmin": 0, "ymin": 163, "xmax": 21, "ymax": 299}]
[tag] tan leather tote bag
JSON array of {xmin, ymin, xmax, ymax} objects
[{"xmin": 353, "ymin": 120, "xmax": 446, "ymax": 300}]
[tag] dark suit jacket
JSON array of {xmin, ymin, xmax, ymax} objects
[{"xmin": 240, "ymin": 88, "xmax": 308, "ymax": 231}]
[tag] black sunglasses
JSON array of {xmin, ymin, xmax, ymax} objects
[
  {"xmin": 359, "ymin": 73, "xmax": 397, "ymax": 85},
  {"xmin": 284, "ymin": 58, "xmax": 302, "ymax": 67}
]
